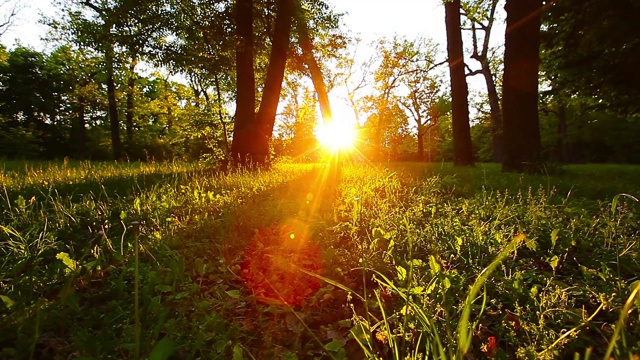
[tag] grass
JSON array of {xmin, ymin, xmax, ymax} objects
[{"xmin": 0, "ymin": 159, "xmax": 639, "ymax": 359}]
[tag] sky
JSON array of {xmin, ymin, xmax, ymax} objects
[
  {"xmin": 0, "ymin": 0, "xmax": 494, "ymax": 125},
  {"xmin": 1, "ymin": 0, "xmax": 448, "ymax": 51}
]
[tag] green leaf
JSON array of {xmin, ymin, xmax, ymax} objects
[
  {"xmin": 525, "ymin": 237, "xmax": 537, "ymax": 251},
  {"xmin": 324, "ymin": 340, "xmax": 344, "ymax": 352},
  {"xmin": 409, "ymin": 259, "xmax": 424, "ymax": 267},
  {"xmin": 155, "ymin": 285, "xmax": 173, "ymax": 293},
  {"xmin": 120, "ymin": 211, "xmax": 127, "ymax": 220},
  {"xmin": 149, "ymin": 337, "xmax": 175, "ymax": 360},
  {"xmin": 0, "ymin": 295, "xmax": 15, "ymax": 309},
  {"xmin": 428, "ymin": 255, "xmax": 440, "ymax": 274},
  {"xmin": 548, "ymin": 255, "xmax": 560, "ymax": 272},
  {"xmin": 56, "ymin": 252, "xmax": 77, "ymax": 271},
  {"xmin": 337, "ymin": 319, "xmax": 352, "ymax": 328},
  {"xmin": 443, "ymin": 276, "xmax": 451, "ymax": 290},
  {"xmin": 232, "ymin": 344, "xmax": 244, "ymax": 360},
  {"xmin": 550, "ymin": 229, "xmax": 559, "ymax": 249},
  {"xmin": 134, "ymin": 198, "xmax": 141, "ymax": 213},
  {"xmin": 226, "ymin": 290, "xmax": 241, "ymax": 298},
  {"xmin": 396, "ymin": 266, "xmax": 407, "ymax": 281}
]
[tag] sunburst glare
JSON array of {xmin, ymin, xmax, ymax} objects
[{"xmin": 315, "ymin": 119, "xmax": 358, "ymax": 152}]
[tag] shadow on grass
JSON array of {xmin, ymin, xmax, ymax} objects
[{"xmin": 387, "ymin": 162, "xmax": 640, "ymax": 201}]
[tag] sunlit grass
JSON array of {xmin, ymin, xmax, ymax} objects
[{"xmin": 0, "ymin": 160, "xmax": 638, "ymax": 358}]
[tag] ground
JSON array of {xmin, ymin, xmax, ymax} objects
[{"xmin": 0, "ymin": 159, "xmax": 639, "ymax": 359}]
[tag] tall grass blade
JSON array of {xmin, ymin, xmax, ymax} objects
[
  {"xmin": 603, "ymin": 280, "xmax": 640, "ymax": 359},
  {"xmin": 456, "ymin": 234, "xmax": 525, "ymax": 359}
]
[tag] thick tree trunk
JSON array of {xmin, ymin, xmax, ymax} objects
[
  {"xmin": 445, "ymin": 0, "xmax": 474, "ymax": 166},
  {"xmin": 255, "ymin": 0, "xmax": 294, "ymax": 158},
  {"xmin": 105, "ymin": 41, "xmax": 121, "ymax": 161},
  {"xmin": 230, "ymin": 0, "xmax": 257, "ymax": 164},
  {"xmin": 294, "ymin": 0, "xmax": 332, "ymax": 124},
  {"xmin": 501, "ymin": 0, "xmax": 543, "ymax": 172}
]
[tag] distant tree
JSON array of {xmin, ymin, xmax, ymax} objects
[
  {"xmin": 444, "ymin": 0, "xmax": 474, "ymax": 166},
  {"xmin": 0, "ymin": 46, "xmax": 72, "ymax": 158},
  {"xmin": 501, "ymin": 0, "xmax": 543, "ymax": 172}
]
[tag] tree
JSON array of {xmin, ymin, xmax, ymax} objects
[
  {"xmin": 229, "ymin": 0, "xmax": 258, "ymax": 163},
  {"xmin": 231, "ymin": 0, "xmax": 297, "ymax": 164},
  {"xmin": 0, "ymin": 0, "xmax": 22, "ymax": 38},
  {"xmin": 462, "ymin": 0, "xmax": 503, "ymax": 162},
  {"xmin": 400, "ymin": 82, "xmax": 449, "ymax": 162},
  {"xmin": 501, "ymin": 0, "xmax": 543, "ymax": 172},
  {"xmin": 230, "ymin": 0, "xmax": 344, "ymax": 165},
  {"xmin": 542, "ymin": 0, "xmax": 640, "ymax": 115},
  {"xmin": 444, "ymin": 0, "xmax": 474, "ymax": 166}
]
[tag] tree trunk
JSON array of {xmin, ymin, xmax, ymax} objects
[
  {"xmin": 126, "ymin": 58, "xmax": 137, "ymax": 151},
  {"xmin": 105, "ymin": 40, "xmax": 121, "ymax": 161},
  {"xmin": 445, "ymin": 0, "xmax": 474, "ymax": 166},
  {"xmin": 556, "ymin": 100, "xmax": 568, "ymax": 163},
  {"xmin": 417, "ymin": 129, "xmax": 424, "ymax": 161},
  {"xmin": 294, "ymin": 0, "xmax": 332, "ymax": 124},
  {"xmin": 76, "ymin": 95, "xmax": 87, "ymax": 159},
  {"xmin": 469, "ymin": 0, "xmax": 503, "ymax": 163},
  {"xmin": 481, "ymin": 62, "xmax": 504, "ymax": 163},
  {"xmin": 501, "ymin": 0, "xmax": 543, "ymax": 172},
  {"xmin": 230, "ymin": 0, "xmax": 257, "ymax": 164},
  {"xmin": 214, "ymin": 74, "xmax": 230, "ymax": 153},
  {"xmin": 255, "ymin": 0, "xmax": 294, "ymax": 159}
]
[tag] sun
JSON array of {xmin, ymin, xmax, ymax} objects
[{"xmin": 315, "ymin": 119, "xmax": 358, "ymax": 152}]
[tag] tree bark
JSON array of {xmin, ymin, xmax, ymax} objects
[
  {"xmin": 445, "ymin": 0, "xmax": 474, "ymax": 166},
  {"xmin": 483, "ymin": 62, "xmax": 504, "ymax": 163},
  {"xmin": 469, "ymin": 0, "xmax": 503, "ymax": 163},
  {"xmin": 556, "ymin": 99, "xmax": 567, "ymax": 163},
  {"xmin": 294, "ymin": 0, "xmax": 332, "ymax": 124},
  {"xmin": 214, "ymin": 74, "xmax": 230, "ymax": 153},
  {"xmin": 417, "ymin": 128, "xmax": 424, "ymax": 161},
  {"xmin": 255, "ymin": 0, "xmax": 294, "ymax": 159},
  {"xmin": 105, "ymin": 39, "xmax": 121, "ymax": 161},
  {"xmin": 230, "ymin": 0, "xmax": 258, "ymax": 164},
  {"xmin": 501, "ymin": 0, "xmax": 543, "ymax": 172},
  {"xmin": 75, "ymin": 95, "xmax": 87, "ymax": 159},
  {"xmin": 126, "ymin": 58, "xmax": 137, "ymax": 153}
]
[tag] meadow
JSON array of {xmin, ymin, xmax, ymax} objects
[{"xmin": 0, "ymin": 159, "xmax": 638, "ymax": 359}]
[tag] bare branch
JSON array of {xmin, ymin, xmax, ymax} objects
[{"xmin": 0, "ymin": 0, "xmax": 23, "ymax": 38}]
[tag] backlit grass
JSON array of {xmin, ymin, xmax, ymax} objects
[{"xmin": 0, "ymin": 160, "xmax": 638, "ymax": 359}]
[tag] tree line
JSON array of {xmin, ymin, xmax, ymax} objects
[{"xmin": 0, "ymin": 0, "xmax": 638, "ymax": 169}]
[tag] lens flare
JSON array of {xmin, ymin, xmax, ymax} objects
[{"xmin": 315, "ymin": 120, "xmax": 357, "ymax": 152}]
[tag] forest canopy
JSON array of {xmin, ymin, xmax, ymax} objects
[{"xmin": 0, "ymin": 0, "xmax": 638, "ymax": 165}]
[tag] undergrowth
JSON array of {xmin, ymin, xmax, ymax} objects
[{"xmin": 0, "ymin": 160, "xmax": 638, "ymax": 359}]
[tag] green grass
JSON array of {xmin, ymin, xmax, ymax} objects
[{"xmin": 0, "ymin": 160, "xmax": 638, "ymax": 359}]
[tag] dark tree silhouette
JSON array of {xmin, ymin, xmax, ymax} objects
[
  {"xmin": 445, "ymin": 0, "xmax": 474, "ymax": 166},
  {"xmin": 230, "ymin": 0, "xmax": 257, "ymax": 164},
  {"xmin": 501, "ymin": 0, "xmax": 543, "ymax": 172}
]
